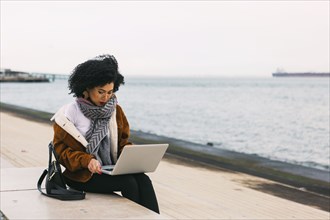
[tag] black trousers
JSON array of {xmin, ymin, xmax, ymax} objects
[{"xmin": 65, "ymin": 173, "xmax": 160, "ymax": 214}]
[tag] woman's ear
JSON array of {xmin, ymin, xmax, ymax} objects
[{"xmin": 83, "ymin": 91, "xmax": 89, "ymax": 99}]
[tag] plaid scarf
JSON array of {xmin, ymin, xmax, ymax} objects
[{"xmin": 76, "ymin": 96, "xmax": 117, "ymax": 165}]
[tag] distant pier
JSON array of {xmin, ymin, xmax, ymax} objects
[{"xmin": 30, "ymin": 72, "xmax": 69, "ymax": 82}]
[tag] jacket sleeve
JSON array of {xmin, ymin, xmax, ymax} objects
[
  {"xmin": 116, "ymin": 105, "xmax": 132, "ymax": 154},
  {"xmin": 53, "ymin": 123, "xmax": 95, "ymax": 172}
]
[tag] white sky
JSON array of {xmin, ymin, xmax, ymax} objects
[{"xmin": 1, "ymin": 1, "xmax": 329, "ymax": 77}]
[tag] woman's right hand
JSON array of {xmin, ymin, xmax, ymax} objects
[{"xmin": 88, "ymin": 158, "xmax": 102, "ymax": 174}]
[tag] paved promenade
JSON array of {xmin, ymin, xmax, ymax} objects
[{"xmin": 1, "ymin": 111, "xmax": 329, "ymax": 219}]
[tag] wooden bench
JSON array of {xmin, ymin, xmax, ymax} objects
[{"xmin": 0, "ymin": 167, "xmax": 169, "ymax": 219}]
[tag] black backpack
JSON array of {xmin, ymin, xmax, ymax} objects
[{"xmin": 37, "ymin": 142, "xmax": 86, "ymax": 200}]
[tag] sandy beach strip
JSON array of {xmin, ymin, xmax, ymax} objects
[{"xmin": 0, "ymin": 103, "xmax": 329, "ymax": 218}]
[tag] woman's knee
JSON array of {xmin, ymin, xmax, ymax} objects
[
  {"xmin": 120, "ymin": 175, "xmax": 139, "ymax": 189},
  {"xmin": 135, "ymin": 173, "xmax": 152, "ymax": 185}
]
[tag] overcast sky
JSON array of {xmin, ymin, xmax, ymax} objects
[{"xmin": 1, "ymin": 1, "xmax": 329, "ymax": 77}]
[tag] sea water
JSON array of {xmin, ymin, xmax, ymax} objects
[{"xmin": 1, "ymin": 77, "xmax": 329, "ymax": 171}]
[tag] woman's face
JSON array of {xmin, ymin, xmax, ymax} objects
[{"xmin": 87, "ymin": 82, "xmax": 114, "ymax": 106}]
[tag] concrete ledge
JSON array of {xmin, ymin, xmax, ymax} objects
[
  {"xmin": 0, "ymin": 167, "xmax": 168, "ymax": 219},
  {"xmin": 1, "ymin": 191, "xmax": 165, "ymax": 219}
]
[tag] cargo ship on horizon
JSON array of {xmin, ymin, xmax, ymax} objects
[{"xmin": 272, "ymin": 72, "xmax": 330, "ymax": 77}]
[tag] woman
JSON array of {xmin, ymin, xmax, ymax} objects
[{"xmin": 51, "ymin": 54, "xmax": 159, "ymax": 213}]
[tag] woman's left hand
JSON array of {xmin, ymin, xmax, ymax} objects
[{"xmin": 88, "ymin": 158, "xmax": 102, "ymax": 174}]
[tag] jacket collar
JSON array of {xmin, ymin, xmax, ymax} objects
[
  {"xmin": 51, "ymin": 105, "xmax": 89, "ymax": 147},
  {"xmin": 50, "ymin": 105, "xmax": 119, "ymax": 163}
]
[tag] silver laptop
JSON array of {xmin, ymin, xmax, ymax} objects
[{"xmin": 101, "ymin": 144, "xmax": 169, "ymax": 175}]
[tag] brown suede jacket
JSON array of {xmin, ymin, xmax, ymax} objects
[{"xmin": 52, "ymin": 104, "xmax": 131, "ymax": 183}]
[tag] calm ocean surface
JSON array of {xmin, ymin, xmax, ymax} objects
[{"xmin": 1, "ymin": 77, "xmax": 329, "ymax": 171}]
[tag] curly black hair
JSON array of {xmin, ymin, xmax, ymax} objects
[{"xmin": 68, "ymin": 54, "xmax": 125, "ymax": 97}]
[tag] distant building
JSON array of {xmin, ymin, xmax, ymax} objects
[{"xmin": 0, "ymin": 69, "xmax": 50, "ymax": 82}]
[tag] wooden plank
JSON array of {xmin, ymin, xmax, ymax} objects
[{"xmin": 150, "ymin": 159, "xmax": 329, "ymax": 219}]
